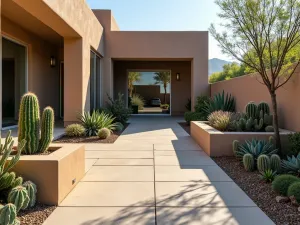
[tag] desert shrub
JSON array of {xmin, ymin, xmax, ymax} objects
[
  {"xmin": 281, "ymin": 152, "xmax": 300, "ymax": 175},
  {"xmin": 272, "ymin": 174, "xmax": 299, "ymax": 196},
  {"xmin": 287, "ymin": 182, "xmax": 300, "ymax": 203},
  {"xmin": 98, "ymin": 128, "xmax": 111, "ymax": 139},
  {"xmin": 287, "ymin": 132, "xmax": 300, "ymax": 157},
  {"xmin": 131, "ymin": 94, "xmax": 144, "ymax": 110},
  {"xmin": 160, "ymin": 104, "xmax": 169, "ymax": 109},
  {"xmin": 105, "ymin": 93, "xmax": 132, "ymax": 125},
  {"xmin": 208, "ymin": 110, "xmax": 232, "ymax": 131},
  {"xmin": 185, "ymin": 98, "xmax": 191, "ymax": 111},
  {"xmin": 184, "ymin": 112, "xmax": 206, "ymax": 124},
  {"xmin": 78, "ymin": 111, "xmax": 123, "ymax": 136},
  {"xmin": 65, "ymin": 124, "xmax": 85, "ymax": 137},
  {"xmin": 260, "ymin": 169, "xmax": 277, "ymax": 183},
  {"xmin": 194, "ymin": 96, "xmax": 210, "ymax": 119},
  {"xmin": 204, "ymin": 91, "xmax": 235, "ymax": 115}
]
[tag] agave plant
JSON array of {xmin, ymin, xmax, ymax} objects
[
  {"xmin": 204, "ymin": 90, "xmax": 235, "ymax": 115},
  {"xmin": 260, "ymin": 169, "xmax": 277, "ymax": 183},
  {"xmin": 236, "ymin": 139, "xmax": 278, "ymax": 160},
  {"xmin": 78, "ymin": 111, "xmax": 123, "ymax": 136},
  {"xmin": 281, "ymin": 153, "xmax": 300, "ymax": 175}
]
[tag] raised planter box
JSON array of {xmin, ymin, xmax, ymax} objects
[
  {"xmin": 191, "ymin": 121, "xmax": 291, "ymax": 156},
  {"xmin": 9, "ymin": 144, "xmax": 85, "ymax": 205}
]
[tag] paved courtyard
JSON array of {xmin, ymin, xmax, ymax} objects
[{"xmin": 43, "ymin": 116, "xmax": 274, "ymax": 225}]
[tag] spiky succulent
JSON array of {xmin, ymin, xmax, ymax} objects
[
  {"xmin": 65, "ymin": 124, "xmax": 85, "ymax": 137},
  {"xmin": 281, "ymin": 153, "xmax": 300, "ymax": 175},
  {"xmin": 260, "ymin": 169, "xmax": 277, "ymax": 183},
  {"xmin": 204, "ymin": 91, "xmax": 235, "ymax": 114},
  {"xmin": 208, "ymin": 110, "xmax": 232, "ymax": 131}
]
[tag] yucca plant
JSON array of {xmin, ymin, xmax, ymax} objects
[
  {"xmin": 78, "ymin": 111, "xmax": 123, "ymax": 136},
  {"xmin": 208, "ymin": 110, "xmax": 232, "ymax": 131},
  {"xmin": 281, "ymin": 153, "xmax": 300, "ymax": 175},
  {"xmin": 236, "ymin": 139, "xmax": 278, "ymax": 160},
  {"xmin": 260, "ymin": 169, "xmax": 277, "ymax": 183},
  {"xmin": 204, "ymin": 90, "xmax": 235, "ymax": 114}
]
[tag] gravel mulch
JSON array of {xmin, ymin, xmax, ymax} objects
[
  {"xmin": 19, "ymin": 203, "xmax": 56, "ymax": 225},
  {"xmin": 178, "ymin": 122, "xmax": 190, "ymax": 134},
  {"xmin": 54, "ymin": 124, "xmax": 129, "ymax": 144},
  {"xmin": 213, "ymin": 156, "xmax": 300, "ymax": 225}
]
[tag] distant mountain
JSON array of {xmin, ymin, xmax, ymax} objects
[{"xmin": 209, "ymin": 58, "xmax": 231, "ymax": 75}]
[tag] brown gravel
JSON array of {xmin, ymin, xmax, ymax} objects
[
  {"xmin": 19, "ymin": 203, "xmax": 56, "ymax": 225},
  {"xmin": 54, "ymin": 124, "xmax": 129, "ymax": 144},
  {"xmin": 178, "ymin": 122, "xmax": 190, "ymax": 134},
  {"xmin": 213, "ymin": 156, "xmax": 300, "ymax": 225}
]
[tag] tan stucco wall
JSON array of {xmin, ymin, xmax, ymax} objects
[
  {"xmin": 1, "ymin": 16, "xmax": 61, "ymax": 115},
  {"xmin": 114, "ymin": 61, "xmax": 191, "ymax": 115},
  {"xmin": 211, "ymin": 67, "xmax": 300, "ymax": 131}
]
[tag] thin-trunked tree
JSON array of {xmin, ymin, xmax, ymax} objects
[{"xmin": 210, "ymin": 0, "xmax": 300, "ymax": 152}]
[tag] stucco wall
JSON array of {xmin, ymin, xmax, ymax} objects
[
  {"xmin": 211, "ymin": 67, "xmax": 300, "ymax": 131},
  {"xmin": 114, "ymin": 61, "xmax": 191, "ymax": 115},
  {"xmin": 2, "ymin": 16, "xmax": 60, "ymax": 116}
]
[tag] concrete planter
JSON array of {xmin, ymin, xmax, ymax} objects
[
  {"xmin": 9, "ymin": 144, "xmax": 85, "ymax": 205},
  {"xmin": 191, "ymin": 121, "xmax": 291, "ymax": 157}
]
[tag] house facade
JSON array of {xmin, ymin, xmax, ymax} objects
[{"xmin": 0, "ymin": 0, "xmax": 208, "ymax": 128}]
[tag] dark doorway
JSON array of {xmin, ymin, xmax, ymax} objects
[{"xmin": 60, "ymin": 62, "xmax": 64, "ymax": 118}]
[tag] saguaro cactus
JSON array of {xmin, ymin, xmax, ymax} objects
[{"xmin": 18, "ymin": 93, "xmax": 54, "ymax": 154}]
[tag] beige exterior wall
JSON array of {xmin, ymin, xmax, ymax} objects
[{"xmin": 211, "ymin": 67, "xmax": 300, "ymax": 131}]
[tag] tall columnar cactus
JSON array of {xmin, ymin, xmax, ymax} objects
[
  {"xmin": 243, "ymin": 154, "xmax": 254, "ymax": 171},
  {"xmin": 18, "ymin": 93, "xmax": 54, "ymax": 154},
  {"xmin": 270, "ymin": 154, "xmax": 281, "ymax": 172},
  {"xmin": 246, "ymin": 117, "xmax": 255, "ymax": 131},
  {"xmin": 237, "ymin": 118, "xmax": 246, "ymax": 131},
  {"xmin": 232, "ymin": 140, "xmax": 239, "ymax": 156},
  {"xmin": 7, "ymin": 186, "xmax": 30, "ymax": 212},
  {"xmin": 11, "ymin": 177, "xmax": 23, "ymax": 189},
  {"xmin": 257, "ymin": 154, "xmax": 271, "ymax": 172},
  {"xmin": 23, "ymin": 181, "xmax": 37, "ymax": 208},
  {"xmin": 258, "ymin": 102, "xmax": 270, "ymax": 115},
  {"xmin": 0, "ymin": 203, "xmax": 19, "ymax": 225},
  {"xmin": 254, "ymin": 118, "xmax": 264, "ymax": 131},
  {"xmin": 245, "ymin": 102, "xmax": 258, "ymax": 118}
]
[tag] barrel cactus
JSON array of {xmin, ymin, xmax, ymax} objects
[
  {"xmin": 243, "ymin": 154, "xmax": 254, "ymax": 171},
  {"xmin": 18, "ymin": 93, "xmax": 54, "ymax": 154},
  {"xmin": 23, "ymin": 181, "xmax": 37, "ymax": 208},
  {"xmin": 232, "ymin": 140, "xmax": 239, "ymax": 156},
  {"xmin": 7, "ymin": 186, "xmax": 30, "ymax": 212},
  {"xmin": 0, "ymin": 203, "xmax": 18, "ymax": 225},
  {"xmin": 257, "ymin": 154, "xmax": 271, "ymax": 172},
  {"xmin": 258, "ymin": 102, "xmax": 270, "ymax": 115},
  {"xmin": 98, "ymin": 128, "xmax": 111, "ymax": 139},
  {"xmin": 245, "ymin": 102, "xmax": 258, "ymax": 118},
  {"xmin": 270, "ymin": 154, "xmax": 281, "ymax": 172}
]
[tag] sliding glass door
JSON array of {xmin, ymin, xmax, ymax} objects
[{"xmin": 90, "ymin": 51, "xmax": 102, "ymax": 111}]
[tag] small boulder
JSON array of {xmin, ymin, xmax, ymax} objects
[
  {"xmin": 289, "ymin": 196, "xmax": 299, "ymax": 206},
  {"xmin": 276, "ymin": 196, "xmax": 290, "ymax": 203}
]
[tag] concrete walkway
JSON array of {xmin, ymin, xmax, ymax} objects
[{"xmin": 43, "ymin": 116, "xmax": 274, "ymax": 225}]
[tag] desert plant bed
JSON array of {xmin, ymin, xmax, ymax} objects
[
  {"xmin": 55, "ymin": 123, "xmax": 129, "ymax": 143},
  {"xmin": 19, "ymin": 203, "xmax": 56, "ymax": 225},
  {"xmin": 213, "ymin": 156, "xmax": 300, "ymax": 225}
]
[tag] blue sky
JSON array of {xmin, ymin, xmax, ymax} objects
[{"xmin": 87, "ymin": 0, "xmax": 230, "ymax": 61}]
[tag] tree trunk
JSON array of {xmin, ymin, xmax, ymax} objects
[
  {"xmin": 270, "ymin": 91, "xmax": 282, "ymax": 152},
  {"xmin": 164, "ymin": 85, "xmax": 167, "ymax": 104}
]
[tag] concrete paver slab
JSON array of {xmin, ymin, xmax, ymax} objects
[
  {"xmin": 85, "ymin": 150, "xmax": 153, "ymax": 159},
  {"xmin": 154, "ymin": 143, "xmax": 202, "ymax": 151},
  {"xmin": 84, "ymin": 143, "xmax": 153, "ymax": 151},
  {"xmin": 85, "ymin": 159, "xmax": 97, "ymax": 173},
  {"xmin": 95, "ymin": 158, "xmax": 154, "ymax": 166}
]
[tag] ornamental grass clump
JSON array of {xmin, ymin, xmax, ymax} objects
[
  {"xmin": 131, "ymin": 94, "xmax": 144, "ymax": 110},
  {"xmin": 208, "ymin": 110, "xmax": 232, "ymax": 131},
  {"xmin": 65, "ymin": 124, "xmax": 85, "ymax": 137}
]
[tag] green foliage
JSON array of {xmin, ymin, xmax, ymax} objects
[
  {"xmin": 0, "ymin": 172, "xmax": 16, "ymax": 192},
  {"xmin": 185, "ymin": 98, "xmax": 191, "ymax": 111},
  {"xmin": 258, "ymin": 102, "xmax": 270, "ymax": 115},
  {"xmin": 208, "ymin": 110, "xmax": 232, "ymax": 131},
  {"xmin": 260, "ymin": 169, "xmax": 277, "ymax": 183},
  {"xmin": 281, "ymin": 153, "xmax": 300, "ymax": 175},
  {"xmin": 18, "ymin": 93, "xmax": 54, "ymax": 154},
  {"xmin": 131, "ymin": 94, "xmax": 144, "ymax": 110},
  {"xmin": 209, "ymin": 62, "xmax": 246, "ymax": 83},
  {"xmin": 272, "ymin": 174, "xmax": 299, "ymax": 196},
  {"xmin": 270, "ymin": 154, "xmax": 281, "ymax": 172},
  {"xmin": 245, "ymin": 102, "xmax": 258, "ymax": 118},
  {"xmin": 7, "ymin": 186, "xmax": 30, "ymax": 212},
  {"xmin": 184, "ymin": 112, "xmax": 206, "ymax": 124},
  {"xmin": 232, "ymin": 140, "xmax": 239, "ymax": 157},
  {"xmin": 105, "ymin": 93, "xmax": 132, "ymax": 125},
  {"xmin": 98, "ymin": 128, "xmax": 111, "ymax": 139},
  {"xmin": 287, "ymin": 182, "xmax": 300, "ymax": 204},
  {"xmin": 194, "ymin": 95, "xmax": 210, "ymax": 119},
  {"xmin": 287, "ymin": 132, "xmax": 300, "ymax": 157},
  {"xmin": 204, "ymin": 91, "xmax": 235, "ymax": 115},
  {"xmin": 65, "ymin": 124, "xmax": 85, "ymax": 137},
  {"xmin": 22, "ymin": 181, "xmax": 37, "ymax": 208},
  {"xmin": 265, "ymin": 126, "xmax": 274, "ymax": 132},
  {"xmin": 78, "ymin": 111, "xmax": 123, "ymax": 136},
  {"xmin": 235, "ymin": 139, "xmax": 278, "ymax": 160},
  {"xmin": 160, "ymin": 104, "xmax": 169, "ymax": 110},
  {"xmin": 154, "ymin": 72, "xmax": 170, "ymax": 104},
  {"xmin": 0, "ymin": 203, "xmax": 19, "ymax": 225},
  {"xmin": 128, "ymin": 72, "xmax": 141, "ymax": 97},
  {"xmin": 243, "ymin": 153, "xmax": 254, "ymax": 172},
  {"xmin": 257, "ymin": 154, "xmax": 270, "ymax": 172}
]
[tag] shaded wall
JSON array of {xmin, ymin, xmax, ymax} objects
[
  {"xmin": 211, "ymin": 67, "xmax": 300, "ymax": 131},
  {"xmin": 114, "ymin": 61, "xmax": 191, "ymax": 115},
  {"xmin": 2, "ymin": 16, "xmax": 61, "ymax": 116}
]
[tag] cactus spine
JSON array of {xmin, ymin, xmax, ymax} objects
[
  {"xmin": 18, "ymin": 93, "xmax": 54, "ymax": 154},
  {"xmin": 7, "ymin": 186, "xmax": 30, "ymax": 212},
  {"xmin": 257, "ymin": 154, "xmax": 270, "ymax": 172},
  {"xmin": 232, "ymin": 140, "xmax": 239, "ymax": 156},
  {"xmin": 23, "ymin": 181, "xmax": 37, "ymax": 208},
  {"xmin": 246, "ymin": 102, "xmax": 258, "ymax": 118},
  {"xmin": 243, "ymin": 154, "xmax": 254, "ymax": 171},
  {"xmin": 0, "ymin": 203, "xmax": 18, "ymax": 225},
  {"xmin": 270, "ymin": 154, "xmax": 281, "ymax": 172},
  {"xmin": 258, "ymin": 102, "xmax": 270, "ymax": 115}
]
